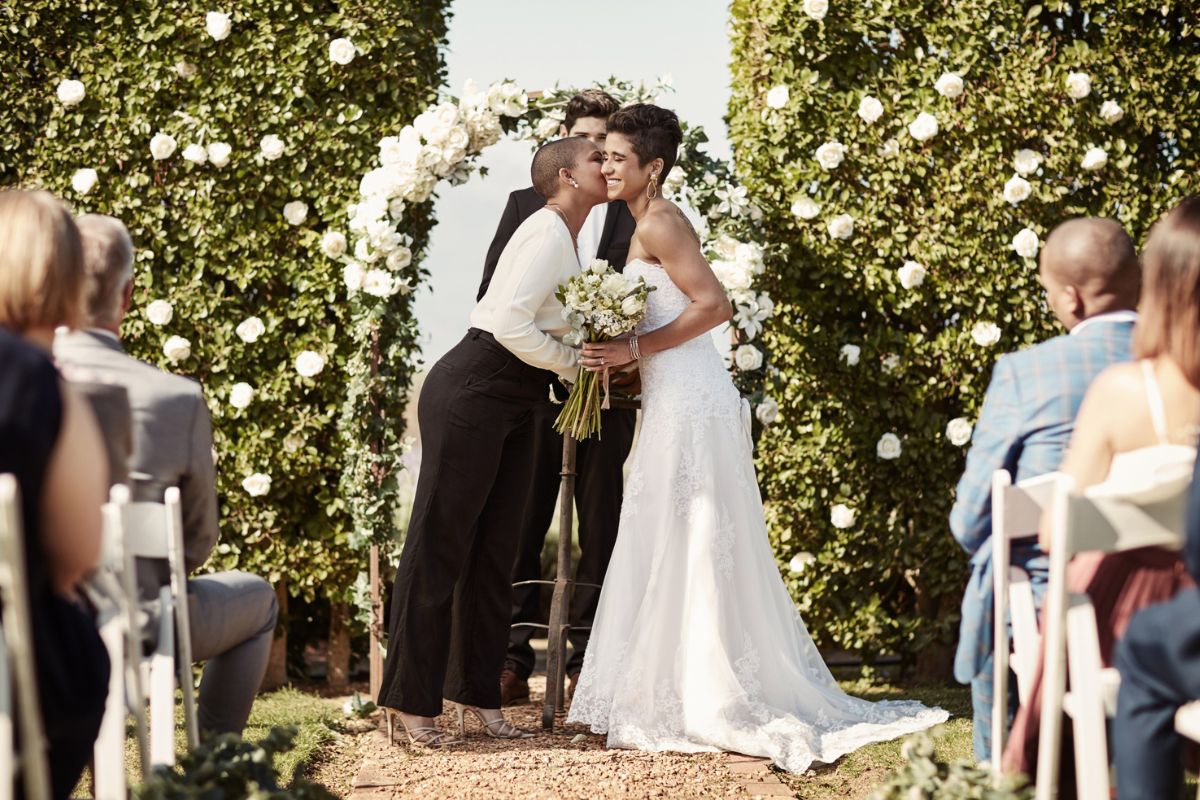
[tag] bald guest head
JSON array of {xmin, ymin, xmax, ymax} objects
[
  {"xmin": 531, "ymin": 136, "xmax": 597, "ymax": 200},
  {"xmin": 1038, "ymin": 217, "xmax": 1140, "ymax": 331}
]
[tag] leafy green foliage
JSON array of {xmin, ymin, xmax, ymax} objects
[
  {"xmin": 867, "ymin": 731, "xmax": 1032, "ymax": 799},
  {"xmin": 727, "ymin": 0, "xmax": 1200, "ymax": 665}
]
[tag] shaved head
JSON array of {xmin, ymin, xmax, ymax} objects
[
  {"xmin": 1039, "ymin": 217, "xmax": 1140, "ymax": 328},
  {"xmin": 531, "ymin": 137, "xmax": 596, "ymax": 200}
]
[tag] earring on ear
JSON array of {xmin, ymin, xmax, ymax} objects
[
  {"xmin": 647, "ymin": 173, "xmax": 659, "ymax": 200},
  {"xmin": 568, "ymin": 177, "xmax": 579, "ymax": 188}
]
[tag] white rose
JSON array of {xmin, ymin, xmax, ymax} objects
[
  {"xmin": 229, "ymin": 382, "xmax": 255, "ymax": 409},
  {"xmin": 1081, "ymin": 146, "xmax": 1108, "ymax": 171},
  {"xmin": 620, "ymin": 295, "xmax": 643, "ymax": 316},
  {"xmin": 882, "ymin": 353, "xmax": 901, "ymax": 372},
  {"xmin": 182, "ymin": 143, "xmax": 207, "ymax": 164},
  {"xmin": 145, "ymin": 299, "xmax": 174, "ymax": 326},
  {"xmin": 1011, "ymin": 227, "xmax": 1041, "ymax": 259},
  {"xmin": 876, "ymin": 433, "xmax": 902, "ymax": 460},
  {"xmin": 827, "ymin": 213, "xmax": 855, "ymax": 240},
  {"xmin": 830, "ymin": 503, "xmax": 858, "ymax": 529},
  {"xmin": 840, "ymin": 344, "xmax": 861, "ymax": 366},
  {"xmin": 971, "ymin": 321, "xmax": 1001, "ymax": 347},
  {"xmin": 878, "ymin": 138, "xmax": 900, "ymax": 158},
  {"xmin": 283, "ymin": 201, "xmax": 308, "ymax": 226},
  {"xmin": 766, "ymin": 85, "xmax": 790, "ymax": 109},
  {"xmin": 205, "ymin": 11, "xmax": 232, "ymax": 41},
  {"xmin": 1013, "ymin": 148, "xmax": 1041, "ymax": 176},
  {"xmin": 857, "ymin": 95, "xmax": 884, "ymax": 123},
  {"xmin": 803, "ymin": 0, "xmax": 828, "ymax": 20},
  {"xmin": 206, "ymin": 142, "xmax": 231, "ymax": 168},
  {"xmin": 320, "ymin": 231, "xmax": 347, "ymax": 258},
  {"xmin": 756, "ymin": 396, "xmax": 779, "ymax": 425},
  {"xmin": 162, "ymin": 335, "xmax": 191, "ymax": 363},
  {"xmin": 535, "ymin": 116, "xmax": 560, "ymax": 139},
  {"xmin": 734, "ymin": 344, "xmax": 764, "ymax": 371},
  {"xmin": 295, "ymin": 350, "xmax": 326, "ymax": 378},
  {"xmin": 946, "ymin": 417, "xmax": 973, "ymax": 446},
  {"xmin": 149, "ymin": 132, "xmax": 177, "ymax": 160},
  {"xmin": 789, "ymin": 552, "xmax": 816, "ymax": 573},
  {"xmin": 907, "ymin": 111, "xmax": 939, "ymax": 142},
  {"xmin": 260, "ymin": 134, "xmax": 285, "ymax": 160},
  {"xmin": 1003, "ymin": 175, "xmax": 1033, "ymax": 204},
  {"xmin": 1065, "ymin": 71, "xmax": 1091, "ymax": 100},
  {"xmin": 934, "ymin": 72, "xmax": 964, "ymax": 99},
  {"xmin": 56, "ymin": 79, "xmax": 85, "ymax": 106},
  {"xmin": 815, "ymin": 141, "xmax": 846, "ymax": 170},
  {"xmin": 71, "ymin": 168, "xmax": 98, "ymax": 195},
  {"xmin": 242, "ymin": 473, "xmax": 271, "ymax": 497},
  {"xmin": 386, "ymin": 246, "xmax": 413, "ymax": 270},
  {"xmin": 343, "ymin": 262, "xmax": 365, "ymax": 291},
  {"xmin": 363, "ymin": 269, "xmax": 395, "ymax": 297},
  {"xmin": 328, "ymin": 37, "xmax": 356, "ymax": 65},
  {"xmin": 235, "ymin": 316, "xmax": 265, "ymax": 343},
  {"xmin": 175, "ymin": 61, "xmax": 197, "ymax": 79},
  {"xmin": 1099, "ymin": 100, "xmax": 1124, "ymax": 124},
  {"xmin": 898, "ymin": 260, "xmax": 927, "ymax": 289},
  {"xmin": 791, "ymin": 196, "xmax": 821, "ymax": 220}
]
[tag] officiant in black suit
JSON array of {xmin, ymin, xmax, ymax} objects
[{"xmin": 480, "ymin": 90, "xmax": 638, "ymax": 705}]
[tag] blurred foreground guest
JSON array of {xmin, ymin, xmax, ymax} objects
[
  {"xmin": 55, "ymin": 214, "xmax": 277, "ymax": 736},
  {"xmin": 950, "ymin": 217, "xmax": 1140, "ymax": 760},
  {"xmin": 0, "ymin": 189, "xmax": 110, "ymax": 799},
  {"xmin": 1003, "ymin": 197, "xmax": 1200, "ymax": 785}
]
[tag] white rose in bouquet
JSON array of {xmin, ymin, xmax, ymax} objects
[
  {"xmin": 343, "ymin": 262, "xmax": 365, "ymax": 292},
  {"xmin": 1013, "ymin": 148, "xmax": 1041, "ymax": 176},
  {"xmin": 857, "ymin": 95, "xmax": 884, "ymax": 123},
  {"xmin": 1081, "ymin": 146, "xmax": 1108, "ymax": 171},
  {"xmin": 229, "ymin": 382, "xmax": 255, "ymax": 409},
  {"xmin": 827, "ymin": 213, "xmax": 855, "ymax": 240},
  {"xmin": 242, "ymin": 473, "xmax": 271, "ymax": 497},
  {"xmin": 387, "ymin": 246, "xmax": 413, "ymax": 270},
  {"xmin": 815, "ymin": 141, "xmax": 846, "ymax": 170},
  {"xmin": 205, "ymin": 11, "xmax": 232, "ymax": 41},
  {"xmin": 830, "ymin": 503, "xmax": 858, "ymax": 529},
  {"xmin": 1099, "ymin": 100, "xmax": 1124, "ymax": 124},
  {"xmin": 1003, "ymin": 175, "xmax": 1033, "ymax": 204},
  {"xmin": 320, "ymin": 231, "xmax": 347, "ymax": 258},
  {"xmin": 791, "ymin": 196, "xmax": 821, "ymax": 220},
  {"xmin": 766, "ymin": 85, "xmax": 790, "ymax": 109},
  {"xmin": 145, "ymin": 299, "xmax": 174, "ymax": 326},
  {"xmin": 260, "ymin": 134, "xmax": 285, "ymax": 160},
  {"xmin": 149, "ymin": 132, "xmax": 177, "ymax": 160},
  {"xmin": 620, "ymin": 295, "xmax": 645, "ymax": 316},
  {"xmin": 71, "ymin": 168, "xmax": 98, "ymax": 195},
  {"xmin": 329, "ymin": 37, "xmax": 356, "ymax": 65},
  {"xmin": 175, "ymin": 61, "xmax": 197, "ymax": 79},
  {"xmin": 907, "ymin": 112, "xmax": 939, "ymax": 142},
  {"xmin": 971, "ymin": 321, "xmax": 1001, "ymax": 346},
  {"xmin": 876, "ymin": 432, "xmax": 902, "ymax": 460},
  {"xmin": 363, "ymin": 269, "xmax": 395, "ymax": 297},
  {"xmin": 898, "ymin": 260, "xmax": 926, "ymax": 289},
  {"xmin": 840, "ymin": 344, "xmax": 860, "ymax": 365},
  {"xmin": 56, "ymin": 79, "xmax": 85, "ymax": 106},
  {"xmin": 935, "ymin": 72, "xmax": 964, "ymax": 99},
  {"xmin": 789, "ymin": 552, "xmax": 817, "ymax": 573},
  {"xmin": 1065, "ymin": 71, "xmax": 1091, "ymax": 100},
  {"xmin": 235, "ymin": 316, "xmax": 266, "ymax": 343},
  {"xmin": 1012, "ymin": 227, "xmax": 1040, "ymax": 258},
  {"xmin": 295, "ymin": 350, "xmax": 325, "ymax": 378},
  {"xmin": 734, "ymin": 344, "xmax": 764, "ymax": 371},
  {"xmin": 756, "ymin": 396, "xmax": 779, "ymax": 425},
  {"xmin": 803, "ymin": 0, "xmax": 828, "ymax": 20},
  {"xmin": 946, "ymin": 417, "xmax": 973, "ymax": 446},
  {"xmin": 163, "ymin": 335, "xmax": 191, "ymax": 363},
  {"xmin": 206, "ymin": 142, "xmax": 231, "ymax": 167},
  {"xmin": 182, "ymin": 143, "xmax": 207, "ymax": 164},
  {"xmin": 283, "ymin": 201, "xmax": 308, "ymax": 225}
]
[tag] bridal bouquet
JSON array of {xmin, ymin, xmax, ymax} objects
[{"xmin": 555, "ymin": 259, "xmax": 654, "ymax": 440}]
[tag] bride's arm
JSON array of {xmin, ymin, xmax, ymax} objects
[{"xmin": 581, "ymin": 209, "xmax": 731, "ymax": 371}]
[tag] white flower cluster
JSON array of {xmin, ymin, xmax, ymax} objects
[
  {"xmin": 558, "ymin": 259, "xmax": 653, "ymax": 345},
  {"xmin": 709, "ymin": 236, "xmax": 775, "ymax": 341}
]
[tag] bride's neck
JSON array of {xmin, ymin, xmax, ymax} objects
[
  {"xmin": 545, "ymin": 195, "xmax": 592, "ymax": 237},
  {"xmin": 626, "ymin": 192, "xmax": 653, "ymax": 221}
]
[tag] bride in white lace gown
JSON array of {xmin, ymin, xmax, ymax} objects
[{"xmin": 568, "ymin": 105, "xmax": 947, "ymax": 773}]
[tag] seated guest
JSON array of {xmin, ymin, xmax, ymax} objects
[
  {"xmin": 1003, "ymin": 197, "xmax": 1200, "ymax": 780},
  {"xmin": 0, "ymin": 189, "xmax": 110, "ymax": 799},
  {"xmin": 950, "ymin": 217, "xmax": 1140, "ymax": 761},
  {"xmin": 55, "ymin": 214, "xmax": 278, "ymax": 736}
]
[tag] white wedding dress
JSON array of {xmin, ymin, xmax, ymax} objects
[{"xmin": 567, "ymin": 260, "xmax": 948, "ymax": 772}]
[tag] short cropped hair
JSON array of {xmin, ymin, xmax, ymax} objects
[
  {"xmin": 531, "ymin": 137, "xmax": 595, "ymax": 200},
  {"xmin": 76, "ymin": 214, "xmax": 134, "ymax": 328},
  {"xmin": 1135, "ymin": 195, "xmax": 1200, "ymax": 387},
  {"xmin": 563, "ymin": 89, "xmax": 620, "ymax": 133},
  {"xmin": 0, "ymin": 189, "xmax": 84, "ymax": 332},
  {"xmin": 605, "ymin": 104, "xmax": 683, "ymax": 180}
]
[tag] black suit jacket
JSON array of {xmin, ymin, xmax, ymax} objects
[{"xmin": 476, "ymin": 187, "xmax": 636, "ymax": 301}]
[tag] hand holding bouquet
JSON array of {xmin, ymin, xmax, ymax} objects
[{"xmin": 555, "ymin": 259, "xmax": 654, "ymax": 440}]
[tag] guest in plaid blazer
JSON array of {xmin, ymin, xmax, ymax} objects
[{"xmin": 949, "ymin": 217, "xmax": 1141, "ymax": 761}]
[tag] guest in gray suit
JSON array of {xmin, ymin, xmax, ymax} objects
[{"xmin": 54, "ymin": 214, "xmax": 278, "ymax": 736}]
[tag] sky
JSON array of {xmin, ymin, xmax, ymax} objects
[{"xmin": 412, "ymin": 0, "xmax": 733, "ymax": 366}]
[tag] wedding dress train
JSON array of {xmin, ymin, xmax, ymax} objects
[{"xmin": 567, "ymin": 260, "xmax": 948, "ymax": 772}]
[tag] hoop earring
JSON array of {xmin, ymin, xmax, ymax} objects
[{"xmin": 647, "ymin": 174, "xmax": 658, "ymax": 200}]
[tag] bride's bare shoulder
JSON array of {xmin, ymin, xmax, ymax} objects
[{"xmin": 638, "ymin": 200, "xmax": 701, "ymax": 249}]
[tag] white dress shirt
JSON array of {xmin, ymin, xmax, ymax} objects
[
  {"xmin": 469, "ymin": 208, "xmax": 580, "ymax": 381},
  {"xmin": 576, "ymin": 203, "xmax": 608, "ymax": 267},
  {"xmin": 1070, "ymin": 309, "xmax": 1138, "ymax": 336}
]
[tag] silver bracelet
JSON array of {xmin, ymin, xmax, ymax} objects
[{"xmin": 628, "ymin": 334, "xmax": 642, "ymax": 361}]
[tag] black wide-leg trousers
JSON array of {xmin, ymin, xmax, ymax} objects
[
  {"xmin": 379, "ymin": 329, "xmax": 552, "ymax": 716},
  {"xmin": 506, "ymin": 395, "xmax": 637, "ymax": 679}
]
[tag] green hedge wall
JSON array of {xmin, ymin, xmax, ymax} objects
[{"xmin": 728, "ymin": 0, "xmax": 1200, "ymax": 669}]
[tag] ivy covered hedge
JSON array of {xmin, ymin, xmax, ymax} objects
[
  {"xmin": 2, "ymin": 2, "xmax": 449, "ymax": 608},
  {"xmin": 728, "ymin": 0, "xmax": 1199, "ymax": 668}
]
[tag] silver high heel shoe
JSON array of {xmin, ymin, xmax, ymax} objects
[
  {"xmin": 383, "ymin": 707, "xmax": 462, "ymax": 748},
  {"xmin": 453, "ymin": 702, "xmax": 535, "ymax": 739}
]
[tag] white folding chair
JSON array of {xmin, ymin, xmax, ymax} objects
[
  {"xmin": 992, "ymin": 470, "xmax": 1057, "ymax": 766},
  {"xmin": 1035, "ymin": 472, "xmax": 1189, "ymax": 800},
  {"xmin": 0, "ymin": 474, "xmax": 52, "ymax": 800}
]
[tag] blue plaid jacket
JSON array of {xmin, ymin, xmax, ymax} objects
[{"xmin": 949, "ymin": 318, "xmax": 1135, "ymax": 684}]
